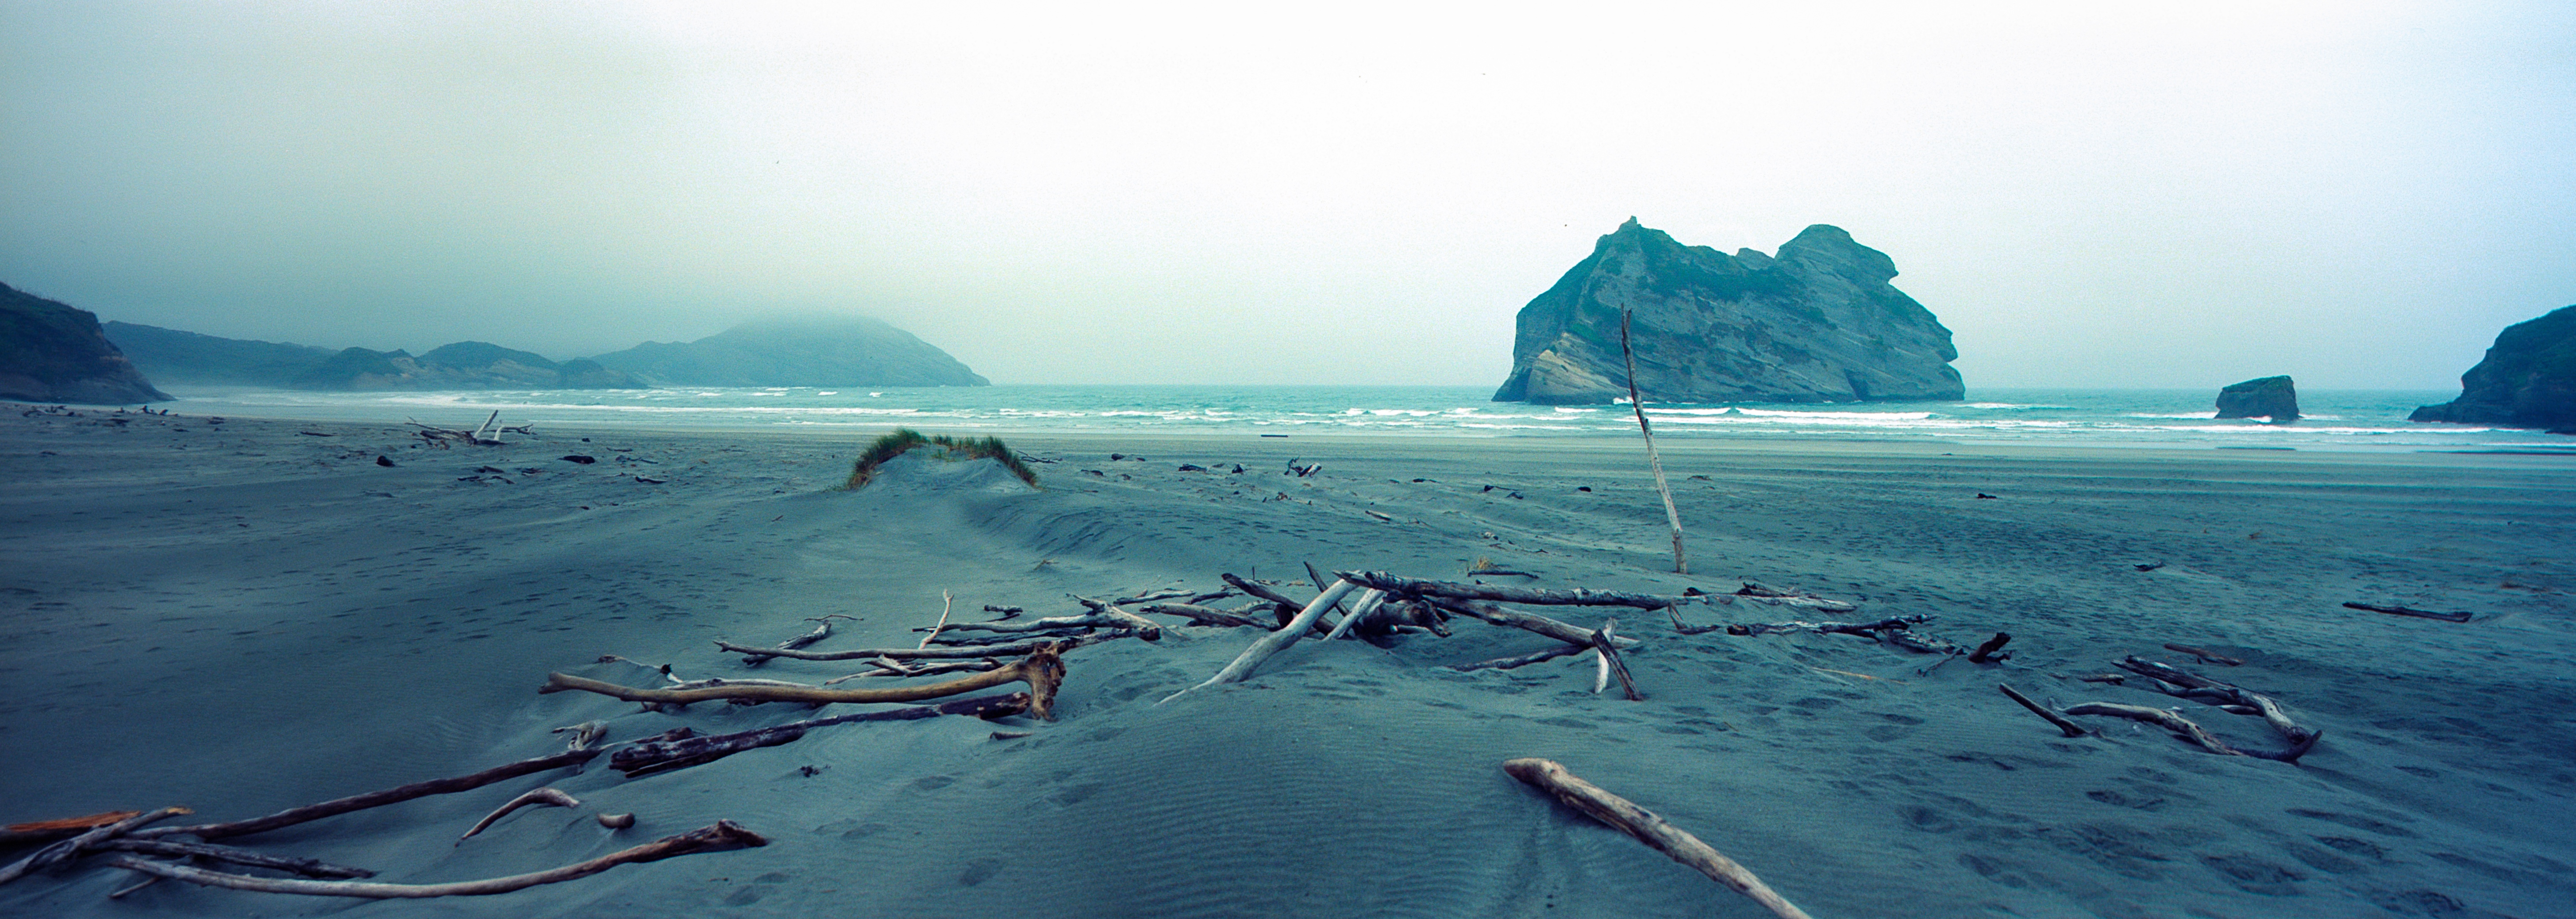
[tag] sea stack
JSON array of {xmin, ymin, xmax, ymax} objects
[
  {"xmin": 2409, "ymin": 305, "xmax": 2576, "ymax": 431},
  {"xmin": 0, "ymin": 282, "xmax": 171, "ymax": 404},
  {"xmin": 2215, "ymin": 376, "xmax": 2299, "ymax": 421},
  {"xmin": 1492, "ymin": 219, "xmax": 1963, "ymax": 405}
]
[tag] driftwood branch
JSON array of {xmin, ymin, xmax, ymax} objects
[
  {"xmin": 1339, "ymin": 571, "xmax": 1680, "ymax": 610},
  {"xmin": 1137, "ymin": 603, "xmax": 1272, "ymax": 628},
  {"xmin": 1618, "ymin": 308, "xmax": 1690, "ymax": 575},
  {"xmin": 609, "ymin": 693, "xmax": 1029, "ymax": 777},
  {"xmin": 1161, "ymin": 581, "xmax": 1360, "ymax": 704},
  {"xmin": 457, "ymin": 788, "xmax": 580, "ymax": 844},
  {"xmin": 1998, "ymin": 684, "xmax": 2087, "ymax": 737},
  {"xmin": 0, "ymin": 807, "xmax": 191, "ymax": 884},
  {"xmin": 714, "ymin": 632, "xmax": 1122, "ymax": 663},
  {"xmin": 2343, "ymin": 601, "xmax": 2472, "ymax": 623},
  {"xmin": 2062, "ymin": 702, "xmax": 2318, "ymax": 763},
  {"xmin": 1719, "ymin": 616, "xmax": 1925, "ymax": 639},
  {"xmin": 104, "ymin": 820, "xmax": 768, "ymax": 899},
  {"xmin": 1449, "ymin": 643, "xmax": 1593, "ymax": 672},
  {"xmin": 544, "ymin": 644, "xmax": 1067, "ymax": 719},
  {"xmin": 2111, "ymin": 656, "xmax": 2318, "ymax": 750},
  {"xmin": 743, "ymin": 615, "xmax": 850, "ymax": 667},
  {"xmin": 96, "ymin": 838, "xmax": 374, "ymax": 879},
  {"xmin": 1591, "ymin": 620, "xmax": 1643, "ymax": 701},
  {"xmin": 1321, "ymin": 589, "xmax": 1392, "ymax": 641},
  {"xmin": 0, "ymin": 811, "xmax": 140, "ymax": 848},
  {"xmin": 2161, "ymin": 642, "xmax": 2241, "ymax": 666},
  {"xmin": 135, "ymin": 747, "xmax": 602, "ymax": 842},
  {"xmin": 1503, "ymin": 758, "xmax": 1811, "ymax": 919},
  {"xmin": 822, "ymin": 658, "xmax": 1004, "ymax": 683}
]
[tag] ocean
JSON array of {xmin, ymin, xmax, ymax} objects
[{"xmin": 139, "ymin": 385, "xmax": 2574, "ymax": 453}]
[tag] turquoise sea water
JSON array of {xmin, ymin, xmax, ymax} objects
[{"xmin": 148, "ymin": 385, "xmax": 2572, "ymax": 453}]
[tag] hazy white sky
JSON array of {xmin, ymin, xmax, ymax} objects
[{"xmin": 4, "ymin": 1, "xmax": 2570, "ymax": 388}]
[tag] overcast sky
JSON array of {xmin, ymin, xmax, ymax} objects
[{"xmin": 4, "ymin": 1, "xmax": 2570, "ymax": 389}]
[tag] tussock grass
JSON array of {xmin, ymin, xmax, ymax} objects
[{"xmin": 844, "ymin": 427, "xmax": 1038, "ymax": 489}]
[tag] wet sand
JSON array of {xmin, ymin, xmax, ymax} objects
[{"xmin": 3, "ymin": 405, "xmax": 2571, "ymax": 917}]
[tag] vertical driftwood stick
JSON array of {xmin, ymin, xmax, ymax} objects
[
  {"xmin": 1591, "ymin": 619, "xmax": 1644, "ymax": 701},
  {"xmin": 1620, "ymin": 308, "xmax": 1687, "ymax": 574},
  {"xmin": 918, "ymin": 590, "xmax": 954, "ymax": 650},
  {"xmin": 1504, "ymin": 758, "xmax": 1811, "ymax": 919}
]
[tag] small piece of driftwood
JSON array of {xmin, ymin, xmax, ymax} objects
[
  {"xmin": 135, "ymin": 748, "xmax": 601, "ymax": 842},
  {"xmin": 2111, "ymin": 657, "xmax": 2318, "ymax": 750},
  {"xmin": 457, "ymin": 788, "xmax": 580, "ymax": 844},
  {"xmin": 1449, "ymin": 643, "xmax": 1593, "ymax": 672},
  {"xmin": 0, "ymin": 807, "xmax": 191, "ymax": 884},
  {"xmin": 97, "ymin": 838, "xmax": 374, "ymax": 879},
  {"xmin": 1591, "ymin": 620, "xmax": 1643, "ymax": 701},
  {"xmin": 608, "ymin": 693, "xmax": 1030, "ymax": 777},
  {"xmin": 1968, "ymin": 633, "xmax": 2013, "ymax": 664},
  {"xmin": 918, "ymin": 591, "xmax": 955, "ymax": 649},
  {"xmin": 2343, "ymin": 601, "xmax": 2472, "ymax": 623},
  {"xmin": 1161, "ymin": 581, "xmax": 1361, "ymax": 704},
  {"xmin": 1732, "ymin": 582, "xmax": 1858, "ymax": 613},
  {"xmin": 544, "ymin": 644, "xmax": 1067, "ymax": 719},
  {"xmin": 1998, "ymin": 684, "xmax": 2087, "ymax": 737},
  {"xmin": 596, "ymin": 813, "xmax": 634, "ymax": 830},
  {"xmin": 104, "ymin": 820, "xmax": 767, "ymax": 899},
  {"xmin": 1718, "ymin": 616, "xmax": 1925, "ymax": 639},
  {"xmin": 1503, "ymin": 758, "xmax": 1812, "ymax": 919},
  {"xmin": 744, "ymin": 615, "xmax": 851, "ymax": 667},
  {"xmin": 2162, "ymin": 642, "xmax": 2242, "ymax": 666}
]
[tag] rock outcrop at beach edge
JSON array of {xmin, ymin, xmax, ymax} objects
[
  {"xmin": 0, "ymin": 281, "xmax": 171, "ymax": 404},
  {"xmin": 1492, "ymin": 219, "xmax": 1963, "ymax": 405},
  {"xmin": 2215, "ymin": 375, "xmax": 2299, "ymax": 421},
  {"xmin": 2409, "ymin": 305, "xmax": 2576, "ymax": 431}
]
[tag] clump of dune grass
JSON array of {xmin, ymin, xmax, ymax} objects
[{"xmin": 844, "ymin": 427, "xmax": 1038, "ymax": 489}]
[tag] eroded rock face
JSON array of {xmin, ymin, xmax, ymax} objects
[
  {"xmin": 2215, "ymin": 376, "xmax": 2300, "ymax": 421},
  {"xmin": 0, "ymin": 282, "xmax": 170, "ymax": 404},
  {"xmin": 1492, "ymin": 219, "xmax": 1962, "ymax": 405},
  {"xmin": 2410, "ymin": 306, "xmax": 2576, "ymax": 431}
]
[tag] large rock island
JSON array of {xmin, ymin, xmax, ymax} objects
[
  {"xmin": 0, "ymin": 282, "xmax": 170, "ymax": 404},
  {"xmin": 1493, "ymin": 219, "xmax": 1963, "ymax": 405},
  {"xmin": 589, "ymin": 317, "xmax": 989, "ymax": 388},
  {"xmin": 2410, "ymin": 305, "xmax": 2576, "ymax": 431}
]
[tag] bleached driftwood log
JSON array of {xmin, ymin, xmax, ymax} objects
[
  {"xmin": 104, "ymin": 821, "xmax": 767, "ymax": 899},
  {"xmin": 1421, "ymin": 597, "xmax": 1641, "ymax": 650},
  {"xmin": 1321, "ymin": 590, "xmax": 1391, "ymax": 641},
  {"xmin": 1730, "ymin": 582, "xmax": 1859, "ymax": 613},
  {"xmin": 96, "ymin": 838, "xmax": 374, "ymax": 879},
  {"xmin": 2061, "ymin": 701, "xmax": 2318, "ymax": 763},
  {"xmin": 129, "ymin": 748, "xmax": 600, "ymax": 844},
  {"xmin": 0, "ymin": 807, "xmax": 191, "ymax": 884},
  {"xmin": 543, "ymin": 644, "xmax": 1067, "ymax": 719},
  {"xmin": 1160, "ymin": 581, "xmax": 1362, "ymax": 704},
  {"xmin": 823, "ymin": 658, "xmax": 1004, "ymax": 683},
  {"xmin": 2343, "ymin": 601, "xmax": 2472, "ymax": 623},
  {"xmin": 1503, "ymin": 758, "xmax": 1812, "ymax": 919},
  {"xmin": 456, "ymin": 788, "xmax": 580, "ymax": 844},
  {"xmin": 609, "ymin": 693, "xmax": 1029, "ymax": 777}
]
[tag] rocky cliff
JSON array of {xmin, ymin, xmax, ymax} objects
[
  {"xmin": 2409, "ymin": 305, "xmax": 2576, "ymax": 430},
  {"xmin": 0, "ymin": 282, "xmax": 170, "ymax": 404},
  {"xmin": 2215, "ymin": 376, "xmax": 2299, "ymax": 421},
  {"xmin": 589, "ymin": 318, "xmax": 989, "ymax": 388},
  {"xmin": 1493, "ymin": 219, "xmax": 1963, "ymax": 405}
]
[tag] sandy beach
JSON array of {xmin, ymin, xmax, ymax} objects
[{"xmin": 3, "ymin": 404, "xmax": 2571, "ymax": 918}]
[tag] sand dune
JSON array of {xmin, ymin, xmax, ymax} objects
[{"xmin": 3, "ymin": 406, "xmax": 2571, "ymax": 917}]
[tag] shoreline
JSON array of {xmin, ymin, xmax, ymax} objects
[{"xmin": 4, "ymin": 406, "xmax": 2572, "ymax": 917}]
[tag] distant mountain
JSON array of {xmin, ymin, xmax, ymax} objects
[
  {"xmin": 289, "ymin": 341, "xmax": 643, "ymax": 390},
  {"xmin": 588, "ymin": 318, "xmax": 989, "ymax": 388},
  {"xmin": 1, "ymin": 283, "xmax": 169, "ymax": 404},
  {"xmin": 104, "ymin": 321, "xmax": 335, "ymax": 387}
]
